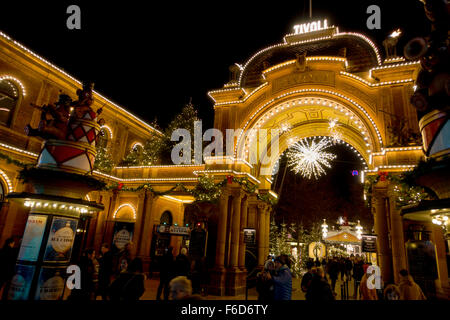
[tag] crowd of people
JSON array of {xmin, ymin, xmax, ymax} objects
[
  {"xmin": 255, "ymin": 253, "xmax": 427, "ymax": 301},
  {"xmin": 0, "ymin": 237, "xmax": 429, "ymax": 301}
]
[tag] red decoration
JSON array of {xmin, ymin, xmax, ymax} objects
[
  {"xmin": 117, "ymin": 183, "xmax": 124, "ymax": 191},
  {"xmin": 378, "ymin": 171, "xmax": 388, "ymax": 181},
  {"xmin": 227, "ymin": 175, "xmax": 233, "ymax": 184}
]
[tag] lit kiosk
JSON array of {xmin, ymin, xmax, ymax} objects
[{"xmin": 6, "ymin": 82, "xmax": 105, "ymax": 300}]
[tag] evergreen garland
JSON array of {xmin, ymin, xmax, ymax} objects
[{"xmin": 0, "ymin": 151, "xmax": 32, "ymax": 168}]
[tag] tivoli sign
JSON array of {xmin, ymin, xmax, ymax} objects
[{"xmin": 293, "ymin": 19, "xmax": 329, "ymax": 35}]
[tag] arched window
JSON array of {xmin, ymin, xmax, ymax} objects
[
  {"xmin": 97, "ymin": 127, "xmax": 109, "ymax": 149},
  {"xmin": 131, "ymin": 142, "xmax": 144, "ymax": 153},
  {"xmin": 0, "ymin": 79, "xmax": 19, "ymax": 126},
  {"xmin": 160, "ymin": 210, "xmax": 173, "ymax": 226}
]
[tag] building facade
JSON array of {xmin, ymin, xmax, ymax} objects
[{"xmin": 0, "ymin": 21, "xmax": 449, "ymax": 298}]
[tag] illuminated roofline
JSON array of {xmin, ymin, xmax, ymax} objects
[
  {"xmin": 234, "ymin": 89, "xmax": 384, "ymax": 157},
  {"xmin": 0, "ymin": 169, "xmax": 13, "ymax": 193},
  {"xmin": 236, "ymin": 27, "xmax": 381, "ymax": 87},
  {"xmin": 0, "ymin": 30, "xmax": 162, "ymax": 135}
]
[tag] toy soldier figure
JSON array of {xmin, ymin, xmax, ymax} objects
[{"xmin": 25, "ymin": 94, "xmax": 72, "ymax": 140}]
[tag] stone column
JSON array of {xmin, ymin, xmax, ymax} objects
[
  {"xmin": 387, "ymin": 185, "xmax": 407, "ymax": 284},
  {"xmin": 372, "ymin": 184, "xmax": 393, "ymax": 283},
  {"xmin": 229, "ymin": 190, "xmax": 243, "ymax": 270},
  {"xmin": 132, "ymin": 191, "xmax": 146, "ymax": 258},
  {"xmin": 210, "ymin": 190, "xmax": 230, "ymax": 296},
  {"xmin": 264, "ymin": 205, "xmax": 271, "ymax": 259},
  {"xmin": 238, "ymin": 196, "xmax": 248, "ymax": 270},
  {"xmin": 430, "ymin": 224, "xmax": 450, "ymax": 299},
  {"xmin": 257, "ymin": 203, "xmax": 266, "ymax": 268},
  {"xmin": 138, "ymin": 191, "xmax": 154, "ymax": 257},
  {"xmin": 215, "ymin": 191, "xmax": 229, "ymax": 269},
  {"xmin": 93, "ymin": 191, "xmax": 111, "ymax": 252}
]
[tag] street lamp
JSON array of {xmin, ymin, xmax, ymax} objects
[
  {"xmin": 321, "ymin": 219, "xmax": 328, "ymax": 239},
  {"xmin": 356, "ymin": 220, "xmax": 363, "ymax": 240}
]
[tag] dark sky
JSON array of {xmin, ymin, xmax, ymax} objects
[{"xmin": 0, "ymin": 0, "xmax": 428, "ymax": 129}]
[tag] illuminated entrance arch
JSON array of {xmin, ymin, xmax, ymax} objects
[{"xmin": 233, "ymin": 92, "xmax": 383, "ymax": 180}]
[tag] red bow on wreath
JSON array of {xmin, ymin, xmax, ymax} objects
[
  {"xmin": 227, "ymin": 175, "xmax": 233, "ymax": 184},
  {"xmin": 378, "ymin": 171, "xmax": 388, "ymax": 181},
  {"xmin": 117, "ymin": 182, "xmax": 124, "ymax": 191}
]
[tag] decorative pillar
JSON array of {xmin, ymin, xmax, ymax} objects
[
  {"xmin": 238, "ymin": 196, "xmax": 248, "ymax": 270},
  {"xmin": 215, "ymin": 191, "xmax": 229, "ymax": 269},
  {"xmin": 264, "ymin": 205, "xmax": 271, "ymax": 259},
  {"xmin": 387, "ymin": 186, "xmax": 407, "ymax": 284},
  {"xmin": 372, "ymin": 184, "xmax": 393, "ymax": 283},
  {"xmin": 229, "ymin": 190, "xmax": 243, "ymax": 269},
  {"xmin": 209, "ymin": 191, "xmax": 229, "ymax": 296},
  {"xmin": 93, "ymin": 191, "xmax": 111, "ymax": 252},
  {"xmin": 257, "ymin": 203, "xmax": 266, "ymax": 268},
  {"xmin": 132, "ymin": 191, "xmax": 147, "ymax": 258},
  {"xmin": 138, "ymin": 191, "xmax": 154, "ymax": 257}
]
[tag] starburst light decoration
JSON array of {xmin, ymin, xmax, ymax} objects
[{"xmin": 286, "ymin": 137, "xmax": 336, "ymax": 179}]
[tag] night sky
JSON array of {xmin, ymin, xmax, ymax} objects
[{"xmin": 0, "ymin": 0, "xmax": 429, "ymax": 129}]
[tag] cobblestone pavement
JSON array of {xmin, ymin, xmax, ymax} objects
[{"xmin": 134, "ymin": 275, "xmax": 358, "ymax": 300}]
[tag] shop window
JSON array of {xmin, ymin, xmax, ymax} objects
[{"xmin": 0, "ymin": 80, "xmax": 19, "ymax": 126}]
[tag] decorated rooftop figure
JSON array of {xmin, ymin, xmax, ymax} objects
[
  {"xmin": 25, "ymin": 93, "xmax": 72, "ymax": 140},
  {"xmin": 24, "ymin": 81, "xmax": 105, "ymax": 175},
  {"xmin": 405, "ymin": 0, "xmax": 449, "ymax": 158}
]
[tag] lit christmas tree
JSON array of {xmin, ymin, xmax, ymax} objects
[{"xmin": 93, "ymin": 145, "xmax": 115, "ymax": 173}]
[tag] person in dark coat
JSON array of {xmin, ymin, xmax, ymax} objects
[
  {"xmin": 156, "ymin": 246, "xmax": 174, "ymax": 300},
  {"xmin": 301, "ymin": 260, "xmax": 314, "ymax": 293},
  {"xmin": 0, "ymin": 238, "xmax": 18, "ymax": 299},
  {"xmin": 97, "ymin": 243, "xmax": 114, "ymax": 300},
  {"xmin": 327, "ymin": 258, "xmax": 340, "ymax": 293},
  {"xmin": 306, "ymin": 267, "xmax": 335, "ymax": 301},
  {"xmin": 174, "ymin": 248, "xmax": 190, "ymax": 277},
  {"xmin": 256, "ymin": 260, "xmax": 275, "ymax": 302},
  {"xmin": 68, "ymin": 248, "xmax": 96, "ymax": 300},
  {"xmin": 109, "ymin": 257, "xmax": 146, "ymax": 301},
  {"xmin": 352, "ymin": 257, "xmax": 364, "ymax": 298},
  {"xmin": 266, "ymin": 256, "xmax": 292, "ymax": 300}
]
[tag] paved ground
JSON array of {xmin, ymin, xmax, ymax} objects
[{"xmin": 136, "ymin": 274, "xmax": 358, "ymax": 300}]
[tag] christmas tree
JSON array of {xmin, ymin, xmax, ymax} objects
[{"xmin": 93, "ymin": 145, "xmax": 115, "ymax": 173}]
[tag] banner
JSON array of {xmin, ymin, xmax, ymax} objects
[
  {"xmin": 43, "ymin": 217, "xmax": 78, "ymax": 263},
  {"xmin": 17, "ymin": 214, "xmax": 48, "ymax": 262},
  {"xmin": 157, "ymin": 224, "xmax": 190, "ymax": 236},
  {"xmin": 34, "ymin": 267, "xmax": 66, "ymax": 300},
  {"xmin": 7, "ymin": 264, "xmax": 35, "ymax": 300},
  {"xmin": 243, "ymin": 228, "xmax": 256, "ymax": 244},
  {"xmin": 113, "ymin": 222, "xmax": 134, "ymax": 250},
  {"xmin": 361, "ymin": 235, "xmax": 377, "ymax": 252}
]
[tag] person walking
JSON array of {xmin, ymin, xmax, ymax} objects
[
  {"xmin": 109, "ymin": 257, "xmax": 146, "ymax": 301},
  {"xmin": 266, "ymin": 256, "xmax": 292, "ymax": 300},
  {"xmin": 69, "ymin": 248, "xmax": 97, "ymax": 300},
  {"xmin": 327, "ymin": 258, "xmax": 339, "ymax": 294},
  {"xmin": 174, "ymin": 248, "xmax": 190, "ymax": 278},
  {"xmin": 97, "ymin": 243, "xmax": 114, "ymax": 300},
  {"xmin": 359, "ymin": 265, "xmax": 378, "ymax": 300},
  {"xmin": 397, "ymin": 269, "xmax": 426, "ymax": 300},
  {"xmin": 156, "ymin": 246, "xmax": 174, "ymax": 300},
  {"xmin": 352, "ymin": 256, "xmax": 364, "ymax": 299},
  {"xmin": 300, "ymin": 260, "xmax": 314, "ymax": 294},
  {"xmin": 256, "ymin": 260, "xmax": 275, "ymax": 302},
  {"xmin": 0, "ymin": 238, "xmax": 18, "ymax": 300},
  {"xmin": 305, "ymin": 267, "xmax": 335, "ymax": 301}
]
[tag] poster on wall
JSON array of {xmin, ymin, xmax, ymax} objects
[
  {"xmin": 34, "ymin": 267, "xmax": 66, "ymax": 300},
  {"xmin": 43, "ymin": 217, "xmax": 78, "ymax": 263},
  {"xmin": 7, "ymin": 264, "xmax": 35, "ymax": 300},
  {"xmin": 113, "ymin": 222, "xmax": 134, "ymax": 251},
  {"xmin": 17, "ymin": 214, "xmax": 48, "ymax": 262}
]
